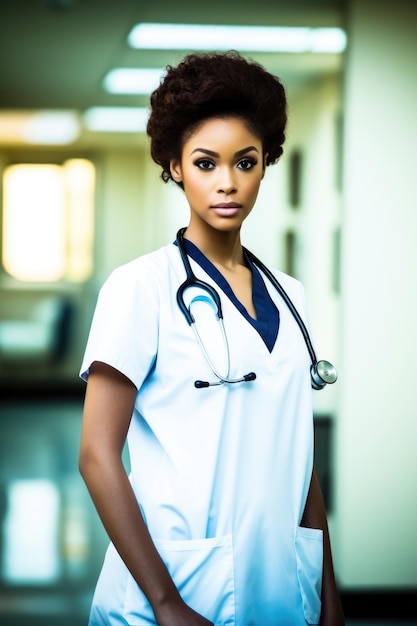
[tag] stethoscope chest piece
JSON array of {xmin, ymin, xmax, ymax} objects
[{"xmin": 310, "ymin": 360, "xmax": 338, "ymax": 390}]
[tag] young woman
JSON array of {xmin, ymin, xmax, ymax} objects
[{"xmin": 79, "ymin": 51, "xmax": 344, "ymax": 626}]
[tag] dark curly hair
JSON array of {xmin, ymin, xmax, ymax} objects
[{"xmin": 146, "ymin": 51, "xmax": 287, "ymax": 185}]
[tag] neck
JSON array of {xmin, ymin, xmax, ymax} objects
[{"xmin": 183, "ymin": 225, "xmax": 245, "ymax": 268}]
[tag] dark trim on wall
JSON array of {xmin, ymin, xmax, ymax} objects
[
  {"xmin": 0, "ymin": 380, "xmax": 85, "ymax": 401},
  {"xmin": 340, "ymin": 588, "xmax": 417, "ymax": 619},
  {"xmin": 288, "ymin": 149, "xmax": 303, "ymax": 208}
]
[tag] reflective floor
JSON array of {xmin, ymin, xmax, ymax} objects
[{"xmin": 1, "ymin": 395, "xmax": 416, "ymax": 626}]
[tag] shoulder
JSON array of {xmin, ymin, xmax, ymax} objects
[
  {"xmin": 245, "ymin": 247, "xmax": 305, "ymax": 299},
  {"xmin": 268, "ymin": 267, "xmax": 307, "ymax": 310},
  {"xmin": 272, "ymin": 268, "xmax": 305, "ymax": 301},
  {"xmin": 101, "ymin": 243, "xmax": 176, "ymax": 295},
  {"xmin": 268, "ymin": 266, "xmax": 303, "ymax": 291},
  {"xmin": 245, "ymin": 248, "xmax": 308, "ymax": 312}
]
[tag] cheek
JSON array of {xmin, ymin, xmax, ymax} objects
[
  {"xmin": 184, "ymin": 173, "xmax": 208, "ymax": 199},
  {"xmin": 246, "ymin": 176, "xmax": 263, "ymax": 200}
]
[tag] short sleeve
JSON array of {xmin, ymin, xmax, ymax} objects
[{"xmin": 79, "ymin": 261, "xmax": 159, "ymax": 389}]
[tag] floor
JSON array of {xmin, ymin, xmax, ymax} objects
[{"xmin": 1, "ymin": 394, "xmax": 416, "ymax": 626}]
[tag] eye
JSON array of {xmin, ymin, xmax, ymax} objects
[
  {"xmin": 195, "ymin": 159, "xmax": 215, "ymax": 170},
  {"xmin": 237, "ymin": 157, "xmax": 257, "ymax": 171}
]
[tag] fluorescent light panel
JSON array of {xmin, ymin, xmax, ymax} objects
[
  {"xmin": 0, "ymin": 111, "xmax": 80, "ymax": 145},
  {"xmin": 83, "ymin": 107, "xmax": 150, "ymax": 132},
  {"xmin": 102, "ymin": 68, "xmax": 165, "ymax": 95},
  {"xmin": 127, "ymin": 23, "xmax": 347, "ymax": 53}
]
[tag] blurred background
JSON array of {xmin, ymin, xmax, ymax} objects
[{"xmin": 0, "ymin": 0, "xmax": 416, "ymax": 624}]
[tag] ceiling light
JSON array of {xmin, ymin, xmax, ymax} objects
[
  {"xmin": 102, "ymin": 68, "xmax": 165, "ymax": 95},
  {"xmin": 22, "ymin": 111, "xmax": 80, "ymax": 144},
  {"xmin": 127, "ymin": 23, "xmax": 347, "ymax": 54},
  {"xmin": 83, "ymin": 107, "xmax": 150, "ymax": 132},
  {"xmin": 0, "ymin": 111, "xmax": 80, "ymax": 145}
]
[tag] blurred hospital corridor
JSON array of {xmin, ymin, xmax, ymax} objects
[{"xmin": 0, "ymin": 0, "xmax": 416, "ymax": 623}]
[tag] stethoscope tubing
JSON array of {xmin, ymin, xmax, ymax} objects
[
  {"xmin": 175, "ymin": 228, "xmax": 337, "ymax": 389},
  {"xmin": 176, "ymin": 229, "xmax": 224, "ymax": 325},
  {"xmin": 243, "ymin": 248, "xmax": 318, "ymax": 366}
]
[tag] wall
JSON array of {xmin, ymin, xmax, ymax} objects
[
  {"xmin": 284, "ymin": 76, "xmax": 342, "ymax": 417},
  {"xmin": 337, "ymin": 0, "xmax": 417, "ymax": 587},
  {"xmin": 2, "ymin": 1, "xmax": 416, "ymax": 590}
]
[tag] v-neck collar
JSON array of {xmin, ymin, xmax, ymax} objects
[{"xmin": 174, "ymin": 239, "xmax": 280, "ymax": 352}]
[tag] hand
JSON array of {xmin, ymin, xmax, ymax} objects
[
  {"xmin": 320, "ymin": 597, "xmax": 345, "ymax": 626},
  {"xmin": 154, "ymin": 599, "xmax": 214, "ymax": 626}
]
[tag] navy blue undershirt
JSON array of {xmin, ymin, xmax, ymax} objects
[{"xmin": 174, "ymin": 239, "xmax": 280, "ymax": 352}]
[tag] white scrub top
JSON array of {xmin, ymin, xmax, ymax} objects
[{"xmin": 80, "ymin": 241, "xmax": 323, "ymax": 626}]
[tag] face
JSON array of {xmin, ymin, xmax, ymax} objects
[{"xmin": 170, "ymin": 116, "xmax": 266, "ymax": 235}]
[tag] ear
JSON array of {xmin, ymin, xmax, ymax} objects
[{"xmin": 170, "ymin": 159, "xmax": 183, "ymax": 183}]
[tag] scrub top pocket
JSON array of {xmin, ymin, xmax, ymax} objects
[
  {"xmin": 295, "ymin": 526, "xmax": 323, "ymax": 625},
  {"xmin": 123, "ymin": 535, "xmax": 236, "ymax": 625}
]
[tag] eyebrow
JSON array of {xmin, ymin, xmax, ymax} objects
[{"xmin": 190, "ymin": 146, "xmax": 259, "ymax": 157}]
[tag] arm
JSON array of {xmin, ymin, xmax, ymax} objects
[
  {"xmin": 79, "ymin": 361, "xmax": 213, "ymax": 626},
  {"xmin": 300, "ymin": 467, "xmax": 345, "ymax": 626}
]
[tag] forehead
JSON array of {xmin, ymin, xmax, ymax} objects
[{"xmin": 183, "ymin": 116, "xmax": 262, "ymax": 149}]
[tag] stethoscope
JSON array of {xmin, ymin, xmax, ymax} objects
[{"xmin": 176, "ymin": 228, "xmax": 337, "ymax": 390}]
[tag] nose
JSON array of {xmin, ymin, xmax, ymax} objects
[{"xmin": 217, "ymin": 167, "xmax": 237, "ymax": 194}]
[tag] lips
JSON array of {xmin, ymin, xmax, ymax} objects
[
  {"xmin": 210, "ymin": 203, "xmax": 242, "ymax": 217},
  {"xmin": 211, "ymin": 202, "xmax": 242, "ymax": 209}
]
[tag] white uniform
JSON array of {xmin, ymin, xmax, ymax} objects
[{"xmin": 80, "ymin": 241, "xmax": 323, "ymax": 626}]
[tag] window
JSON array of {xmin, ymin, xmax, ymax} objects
[
  {"xmin": 2, "ymin": 159, "xmax": 95, "ymax": 282},
  {"xmin": 2, "ymin": 480, "xmax": 61, "ymax": 583}
]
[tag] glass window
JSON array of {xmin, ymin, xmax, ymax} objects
[{"xmin": 2, "ymin": 159, "xmax": 95, "ymax": 282}]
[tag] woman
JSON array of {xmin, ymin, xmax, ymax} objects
[{"xmin": 79, "ymin": 51, "xmax": 344, "ymax": 625}]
